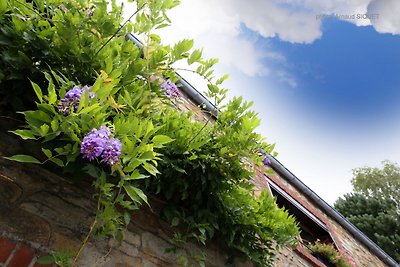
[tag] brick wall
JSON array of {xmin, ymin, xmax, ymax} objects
[{"xmin": 0, "ymin": 235, "xmax": 54, "ymax": 267}]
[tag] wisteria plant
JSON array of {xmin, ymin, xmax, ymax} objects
[{"xmin": 1, "ymin": 0, "xmax": 299, "ymax": 266}]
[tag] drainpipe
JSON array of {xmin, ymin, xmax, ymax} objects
[
  {"xmin": 125, "ymin": 33, "xmax": 219, "ymax": 117},
  {"xmin": 266, "ymin": 154, "xmax": 399, "ymax": 267}
]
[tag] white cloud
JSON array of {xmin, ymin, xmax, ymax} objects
[
  {"xmin": 225, "ymin": 0, "xmax": 322, "ymax": 44},
  {"xmin": 367, "ymin": 0, "xmax": 400, "ymax": 34}
]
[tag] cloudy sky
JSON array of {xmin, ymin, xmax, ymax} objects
[{"xmin": 124, "ymin": 0, "xmax": 400, "ymax": 204}]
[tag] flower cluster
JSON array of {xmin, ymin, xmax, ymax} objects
[
  {"xmin": 262, "ymin": 157, "xmax": 271, "ymax": 166},
  {"xmin": 59, "ymin": 85, "xmax": 94, "ymax": 115},
  {"xmin": 160, "ymin": 79, "xmax": 180, "ymax": 98},
  {"xmin": 80, "ymin": 126, "xmax": 122, "ymax": 166}
]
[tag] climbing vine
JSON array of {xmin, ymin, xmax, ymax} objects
[{"xmin": 0, "ymin": 0, "xmax": 299, "ymax": 266}]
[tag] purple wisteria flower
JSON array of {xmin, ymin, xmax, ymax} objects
[
  {"xmin": 160, "ymin": 79, "xmax": 180, "ymax": 98},
  {"xmin": 80, "ymin": 126, "xmax": 121, "ymax": 166},
  {"xmin": 101, "ymin": 138, "xmax": 122, "ymax": 166},
  {"xmin": 262, "ymin": 157, "xmax": 271, "ymax": 167},
  {"xmin": 58, "ymin": 85, "xmax": 94, "ymax": 115},
  {"xmin": 89, "ymin": 125, "xmax": 111, "ymax": 139}
]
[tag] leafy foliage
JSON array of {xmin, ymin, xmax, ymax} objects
[
  {"xmin": 1, "ymin": 0, "xmax": 299, "ymax": 266},
  {"xmin": 335, "ymin": 193, "xmax": 400, "ymax": 262},
  {"xmin": 307, "ymin": 240, "xmax": 356, "ymax": 267},
  {"xmin": 149, "ymin": 101, "xmax": 298, "ymax": 265},
  {"xmin": 334, "ymin": 161, "xmax": 400, "ymax": 263},
  {"xmin": 351, "ymin": 161, "xmax": 400, "ymax": 210}
]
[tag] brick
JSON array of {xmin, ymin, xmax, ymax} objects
[
  {"xmin": 8, "ymin": 245, "xmax": 35, "ymax": 267},
  {"xmin": 0, "ymin": 237, "xmax": 16, "ymax": 263}
]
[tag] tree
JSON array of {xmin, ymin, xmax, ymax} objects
[
  {"xmin": 334, "ymin": 161, "xmax": 400, "ymax": 263},
  {"xmin": 351, "ymin": 161, "xmax": 400, "ymax": 210}
]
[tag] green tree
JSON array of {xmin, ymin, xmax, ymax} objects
[
  {"xmin": 334, "ymin": 161, "xmax": 400, "ymax": 263},
  {"xmin": 351, "ymin": 161, "xmax": 400, "ymax": 210}
]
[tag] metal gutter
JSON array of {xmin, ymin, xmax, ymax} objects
[
  {"xmin": 266, "ymin": 154, "xmax": 399, "ymax": 267},
  {"xmin": 125, "ymin": 33, "xmax": 143, "ymax": 49},
  {"xmin": 125, "ymin": 33, "xmax": 219, "ymax": 117}
]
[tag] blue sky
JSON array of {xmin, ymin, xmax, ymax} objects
[
  {"xmin": 265, "ymin": 19, "xmax": 400, "ymax": 125},
  {"xmin": 123, "ymin": 0, "xmax": 400, "ymax": 204},
  {"xmin": 244, "ymin": 18, "xmax": 400, "ymax": 132}
]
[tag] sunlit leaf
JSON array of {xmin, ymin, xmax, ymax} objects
[
  {"xmin": 4, "ymin": 155, "xmax": 41, "ymax": 164},
  {"xmin": 9, "ymin": 130, "xmax": 36, "ymax": 140},
  {"xmin": 124, "ymin": 185, "xmax": 149, "ymax": 206}
]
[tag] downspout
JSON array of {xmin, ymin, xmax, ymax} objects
[
  {"xmin": 125, "ymin": 33, "xmax": 219, "ymax": 117},
  {"xmin": 266, "ymin": 155, "xmax": 399, "ymax": 267}
]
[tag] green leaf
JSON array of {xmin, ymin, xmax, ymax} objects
[
  {"xmin": 123, "ymin": 159, "xmax": 141, "ymax": 173},
  {"xmin": 125, "ymin": 170, "xmax": 149, "ymax": 180},
  {"xmin": 207, "ymin": 84, "xmax": 219, "ymax": 94},
  {"xmin": 116, "ymin": 229, "xmax": 123, "ymax": 243},
  {"xmin": 124, "ymin": 185, "xmax": 149, "ymax": 206},
  {"xmin": 171, "ymin": 217, "xmax": 179, "ymax": 227},
  {"xmin": 139, "ymin": 151, "xmax": 154, "ymax": 161},
  {"xmin": 77, "ymin": 90, "xmax": 89, "ymax": 112},
  {"xmin": 123, "ymin": 211, "xmax": 131, "ymax": 225},
  {"xmin": 36, "ymin": 255, "xmax": 54, "ymax": 265},
  {"xmin": 23, "ymin": 110, "xmax": 52, "ymax": 124},
  {"xmin": 50, "ymin": 158, "xmax": 64, "ymax": 167},
  {"xmin": 30, "ymin": 81, "xmax": 43, "ymax": 103},
  {"xmin": 0, "ymin": 0, "xmax": 7, "ymax": 14},
  {"xmin": 216, "ymin": 74, "xmax": 230, "ymax": 85},
  {"xmin": 41, "ymin": 148, "xmax": 52, "ymax": 158},
  {"xmin": 188, "ymin": 49, "xmax": 202, "ymax": 65},
  {"xmin": 40, "ymin": 124, "xmax": 50, "ymax": 135},
  {"xmin": 51, "ymin": 119, "xmax": 59, "ymax": 132},
  {"xmin": 152, "ymin": 135, "xmax": 174, "ymax": 147},
  {"xmin": 143, "ymin": 162, "xmax": 160, "ymax": 176},
  {"xmin": 44, "ymin": 72, "xmax": 57, "ymax": 104},
  {"xmin": 9, "ymin": 130, "xmax": 36, "ymax": 140},
  {"xmin": 48, "ymin": 84, "xmax": 57, "ymax": 104},
  {"xmin": 172, "ymin": 39, "xmax": 194, "ymax": 60},
  {"xmin": 4, "ymin": 155, "xmax": 41, "ymax": 164},
  {"xmin": 77, "ymin": 103, "xmax": 101, "ymax": 115}
]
